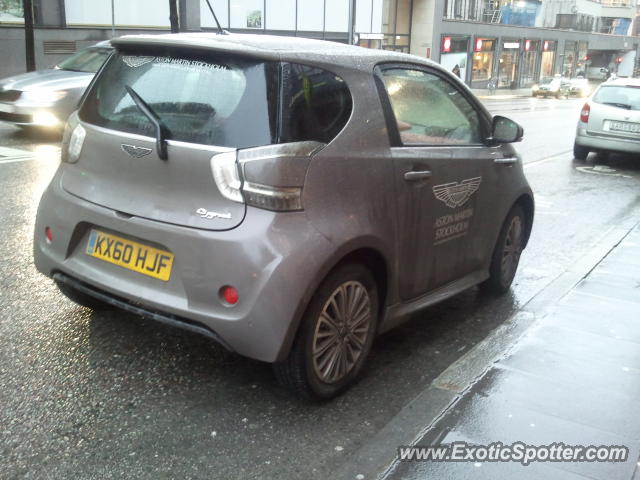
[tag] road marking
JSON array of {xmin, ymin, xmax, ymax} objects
[
  {"xmin": 576, "ymin": 165, "xmax": 631, "ymax": 178},
  {"xmin": 0, "ymin": 156, "xmax": 38, "ymax": 165},
  {"xmin": 523, "ymin": 150, "xmax": 572, "ymax": 169},
  {"xmin": 0, "ymin": 146, "xmax": 32, "ymax": 157}
]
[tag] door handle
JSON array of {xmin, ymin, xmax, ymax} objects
[
  {"xmin": 494, "ymin": 157, "xmax": 518, "ymax": 165},
  {"xmin": 404, "ymin": 170, "xmax": 432, "ymax": 181}
]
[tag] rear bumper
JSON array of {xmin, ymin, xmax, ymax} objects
[
  {"xmin": 575, "ymin": 126, "xmax": 640, "ymax": 154},
  {"xmin": 34, "ymin": 169, "xmax": 334, "ymax": 362}
]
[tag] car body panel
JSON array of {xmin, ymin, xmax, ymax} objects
[{"xmin": 61, "ymin": 122, "xmax": 245, "ymax": 231}]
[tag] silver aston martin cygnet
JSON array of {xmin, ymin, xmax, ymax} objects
[{"xmin": 34, "ymin": 33, "xmax": 534, "ymax": 399}]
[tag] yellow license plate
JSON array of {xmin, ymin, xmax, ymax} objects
[{"xmin": 86, "ymin": 230, "xmax": 174, "ymax": 281}]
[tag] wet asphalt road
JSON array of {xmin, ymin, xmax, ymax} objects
[{"xmin": 1, "ymin": 97, "xmax": 639, "ymax": 480}]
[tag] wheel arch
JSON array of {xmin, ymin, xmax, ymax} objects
[
  {"xmin": 514, "ymin": 193, "xmax": 535, "ymax": 247},
  {"xmin": 274, "ymin": 242, "xmax": 391, "ymax": 362}
]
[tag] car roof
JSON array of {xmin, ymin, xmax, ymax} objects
[
  {"xmin": 93, "ymin": 40, "xmax": 113, "ymax": 49},
  {"xmin": 603, "ymin": 77, "xmax": 640, "ymax": 87},
  {"xmin": 110, "ymin": 33, "xmax": 436, "ymax": 72}
]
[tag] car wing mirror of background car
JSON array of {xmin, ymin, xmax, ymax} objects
[
  {"xmin": 125, "ymin": 85, "xmax": 169, "ymax": 160},
  {"xmin": 490, "ymin": 115, "xmax": 523, "ymax": 144}
]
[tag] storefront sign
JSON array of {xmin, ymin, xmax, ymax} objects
[
  {"xmin": 475, "ymin": 39, "xmax": 483, "ymax": 52},
  {"xmin": 359, "ymin": 33, "xmax": 384, "ymax": 40},
  {"xmin": 525, "ymin": 40, "xmax": 531, "ymax": 52},
  {"xmin": 442, "ymin": 37, "xmax": 452, "ymax": 53},
  {"xmin": 503, "ymin": 42, "xmax": 521, "ymax": 49},
  {"xmin": 543, "ymin": 40, "xmax": 549, "ymax": 51}
]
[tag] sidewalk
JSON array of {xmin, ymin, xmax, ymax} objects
[
  {"xmin": 472, "ymin": 87, "xmax": 533, "ymax": 100},
  {"xmin": 384, "ymin": 223, "xmax": 640, "ymax": 480},
  {"xmin": 335, "ymin": 220, "xmax": 640, "ymax": 480}
]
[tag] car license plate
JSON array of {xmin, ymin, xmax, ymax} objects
[
  {"xmin": 609, "ymin": 121, "xmax": 640, "ymax": 134},
  {"xmin": 0, "ymin": 103, "xmax": 15, "ymax": 113},
  {"xmin": 86, "ymin": 230, "xmax": 174, "ymax": 281}
]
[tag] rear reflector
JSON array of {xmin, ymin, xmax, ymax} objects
[
  {"xmin": 220, "ymin": 285, "xmax": 239, "ymax": 305},
  {"xmin": 580, "ymin": 103, "xmax": 590, "ymax": 123},
  {"xmin": 45, "ymin": 226, "xmax": 53, "ymax": 243}
]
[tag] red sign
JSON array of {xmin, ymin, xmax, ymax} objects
[
  {"xmin": 442, "ymin": 37, "xmax": 452, "ymax": 53},
  {"xmin": 525, "ymin": 40, "xmax": 531, "ymax": 52},
  {"xmin": 543, "ymin": 40, "xmax": 549, "ymax": 51},
  {"xmin": 475, "ymin": 38, "xmax": 484, "ymax": 52}
]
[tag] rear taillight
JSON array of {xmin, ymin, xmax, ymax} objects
[
  {"xmin": 211, "ymin": 151, "xmax": 243, "ymax": 203},
  {"xmin": 211, "ymin": 142, "xmax": 324, "ymax": 212},
  {"xmin": 61, "ymin": 124, "xmax": 86, "ymax": 164},
  {"xmin": 580, "ymin": 103, "xmax": 590, "ymax": 123}
]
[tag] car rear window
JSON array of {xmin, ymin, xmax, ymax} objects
[
  {"xmin": 80, "ymin": 50, "xmax": 279, "ymax": 149},
  {"xmin": 592, "ymin": 85, "xmax": 640, "ymax": 111},
  {"xmin": 80, "ymin": 50, "xmax": 352, "ymax": 149}
]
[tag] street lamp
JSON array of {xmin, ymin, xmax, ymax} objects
[{"xmin": 348, "ymin": 0, "xmax": 357, "ymax": 45}]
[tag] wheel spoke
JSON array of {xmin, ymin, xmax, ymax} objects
[{"xmin": 347, "ymin": 332, "xmax": 364, "ymax": 351}]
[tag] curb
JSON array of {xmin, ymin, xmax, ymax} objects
[{"xmin": 333, "ymin": 214, "xmax": 640, "ymax": 480}]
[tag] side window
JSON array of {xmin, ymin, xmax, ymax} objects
[
  {"xmin": 280, "ymin": 63, "xmax": 353, "ymax": 144},
  {"xmin": 380, "ymin": 68, "xmax": 482, "ymax": 146}
]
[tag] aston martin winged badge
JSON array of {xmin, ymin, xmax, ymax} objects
[
  {"xmin": 432, "ymin": 177, "xmax": 482, "ymax": 209},
  {"xmin": 121, "ymin": 144, "xmax": 152, "ymax": 158}
]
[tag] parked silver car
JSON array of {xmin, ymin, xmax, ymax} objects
[
  {"xmin": 34, "ymin": 33, "xmax": 534, "ymax": 399},
  {"xmin": 0, "ymin": 41, "xmax": 112, "ymax": 129},
  {"xmin": 574, "ymin": 78, "xmax": 640, "ymax": 160}
]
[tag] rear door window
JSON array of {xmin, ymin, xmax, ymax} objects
[
  {"xmin": 279, "ymin": 63, "xmax": 353, "ymax": 144},
  {"xmin": 80, "ymin": 50, "xmax": 279, "ymax": 149}
]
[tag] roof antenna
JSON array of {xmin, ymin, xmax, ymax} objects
[{"xmin": 203, "ymin": 0, "xmax": 228, "ymax": 35}]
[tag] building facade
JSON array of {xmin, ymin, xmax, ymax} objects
[
  {"xmin": 0, "ymin": 0, "xmax": 638, "ymax": 86},
  {"xmin": 409, "ymin": 0, "xmax": 640, "ymax": 87}
]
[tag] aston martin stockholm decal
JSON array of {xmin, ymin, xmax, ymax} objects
[
  {"xmin": 432, "ymin": 177, "xmax": 482, "ymax": 209},
  {"xmin": 432, "ymin": 177, "xmax": 482, "ymax": 245}
]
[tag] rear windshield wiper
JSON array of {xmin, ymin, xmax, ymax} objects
[
  {"xmin": 602, "ymin": 102, "xmax": 632, "ymax": 110},
  {"xmin": 125, "ymin": 85, "xmax": 169, "ymax": 160}
]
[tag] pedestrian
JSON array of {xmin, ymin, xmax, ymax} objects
[{"xmin": 452, "ymin": 64, "xmax": 461, "ymax": 78}]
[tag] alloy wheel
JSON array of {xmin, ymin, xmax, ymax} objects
[
  {"xmin": 501, "ymin": 215, "xmax": 523, "ymax": 283},
  {"xmin": 311, "ymin": 281, "xmax": 372, "ymax": 384}
]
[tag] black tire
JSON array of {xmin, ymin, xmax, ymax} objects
[
  {"xmin": 273, "ymin": 263, "xmax": 379, "ymax": 400},
  {"xmin": 480, "ymin": 205, "xmax": 526, "ymax": 295},
  {"xmin": 55, "ymin": 280, "xmax": 113, "ymax": 310},
  {"xmin": 573, "ymin": 143, "xmax": 589, "ymax": 160}
]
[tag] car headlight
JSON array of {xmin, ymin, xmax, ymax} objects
[{"xmin": 21, "ymin": 89, "xmax": 68, "ymax": 103}]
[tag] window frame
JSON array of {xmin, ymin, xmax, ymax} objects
[{"xmin": 374, "ymin": 62, "xmax": 492, "ymax": 148}]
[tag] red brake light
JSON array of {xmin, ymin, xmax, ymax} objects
[
  {"xmin": 45, "ymin": 226, "xmax": 53, "ymax": 243},
  {"xmin": 580, "ymin": 103, "xmax": 590, "ymax": 123},
  {"xmin": 220, "ymin": 285, "xmax": 239, "ymax": 305}
]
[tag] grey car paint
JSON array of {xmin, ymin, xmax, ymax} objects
[
  {"xmin": 34, "ymin": 33, "xmax": 533, "ymax": 364},
  {"xmin": 0, "ymin": 42, "xmax": 112, "ymax": 128}
]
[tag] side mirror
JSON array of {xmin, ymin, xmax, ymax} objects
[{"xmin": 491, "ymin": 115, "xmax": 523, "ymax": 143}]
